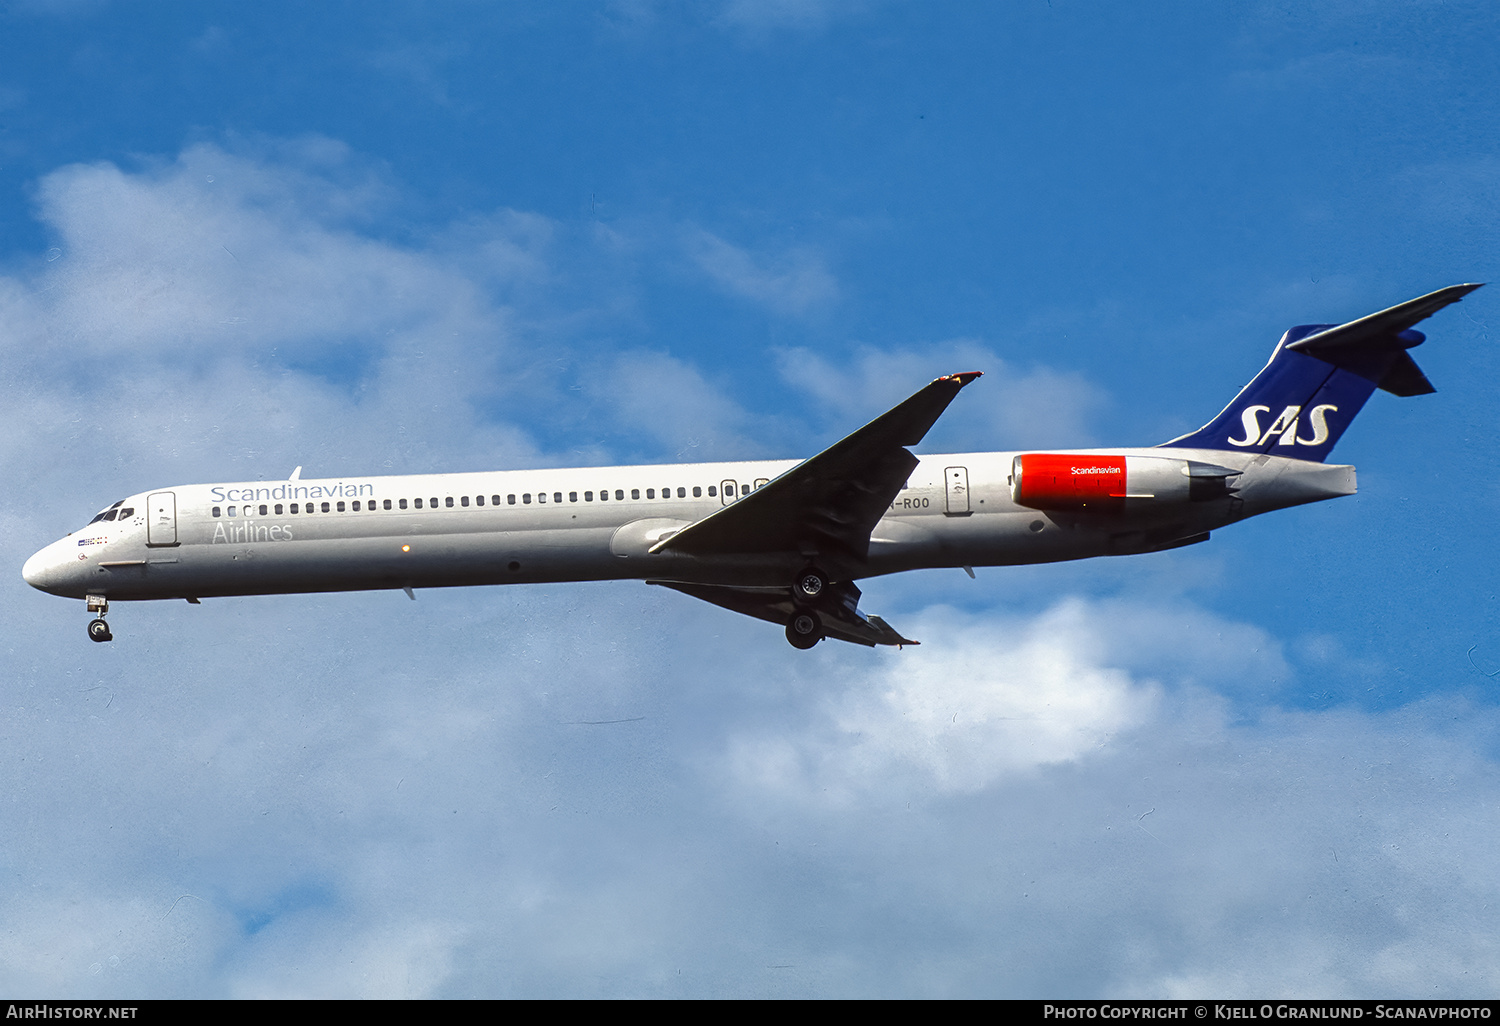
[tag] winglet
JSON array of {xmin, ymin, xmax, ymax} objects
[{"xmin": 940, "ymin": 371, "xmax": 983, "ymax": 386}]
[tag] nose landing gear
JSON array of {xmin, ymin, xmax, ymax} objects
[{"xmin": 86, "ymin": 594, "xmax": 113, "ymax": 643}]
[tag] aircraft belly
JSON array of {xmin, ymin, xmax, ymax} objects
[
  {"xmin": 865, "ymin": 503, "xmax": 1231, "ymax": 576},
  {"xmin": 95, "ymin": 527, "xmax": 630, "ymax": 599}
]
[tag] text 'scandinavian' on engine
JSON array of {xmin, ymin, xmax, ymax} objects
[{"xmin": 23, "ymin": 284, "xmax": 1482, "ymax": 648}]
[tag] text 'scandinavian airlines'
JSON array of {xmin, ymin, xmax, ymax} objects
[{"xmin": 24, "ymin": 285, "xmax": 1482, "ymax": 648}]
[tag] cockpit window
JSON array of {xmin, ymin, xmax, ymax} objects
[{"xmin": 86, "ymin": 499, "xmax": 126, "ymax": 526}]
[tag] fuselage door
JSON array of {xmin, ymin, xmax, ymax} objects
[
  {"xmin": 720, "ymin": 480, "xmax": 738, "ymax": 506},
  {"xmin": 944, "ymin": 467, "xmax": 971, "ymax": 515},
  {"xmin": 146, "ymin": 491, "xmax": 178, "ymax": 546}
]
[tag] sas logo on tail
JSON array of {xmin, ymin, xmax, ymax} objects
[{"xmin": 1227, "ymin": 404, "xmax": 1337, "ymax": 447}]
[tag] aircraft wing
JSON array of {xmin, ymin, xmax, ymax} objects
[
  {"xmin": 650, "ymin": 371, "xmax": 982, "ymax": 576},
  {"xmin": 648, "ymin": 579, "xmax": 919, "ymax": 648}
]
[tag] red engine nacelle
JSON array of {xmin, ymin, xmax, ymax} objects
[
  {"xmin": 1010, "ymin": 453, "xmax": 1239, "ymax": 512},
  {"xmin": 1010, "ymin": 454, "xmax": 1128, "ymax": 511}
]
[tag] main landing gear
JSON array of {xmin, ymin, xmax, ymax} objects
[
  {"xmin": 793, "ymin": 567, "xmax": 828, "ymax": 604},
  {"xmin": 785, "ymin": 565, "xmax": 830, "ymax": 649},
  {"xmin": 86, "ymin": 594, "xmax": 113, "ymax": 643},
  {"xmin": 785, "ymin": 610, "xmax": 822, "ymax": 649}
]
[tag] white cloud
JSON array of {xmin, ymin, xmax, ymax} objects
[
  {"xmin": 583, "ymin": 349, "xmax": 774, "ymax": 460},
  {"xmin": 716, "ymin": 0, "xmax": 879, "ymax": 34},
  {"xmin": 682, "ymin": 227, "xmax": 838, "ymax": 317},
  {"xmin": 726, "ymin": 597, "xmax": 1287, "ymax": 803},
  {"xmin": 778, "ymin": 340, "xmax": 1106, "ymax": 450},
  {"xmin": 0, "ymin": 140, "xmax": 571, "ymax": 526}
]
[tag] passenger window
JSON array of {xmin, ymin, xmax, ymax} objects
[
  {"xmin": 677, "ymin": 487, "xmax": 686, "ymax": 498},
  {"xmin": 708, "ymin": 486, "xmax": 717, "ymax": 497},
  {"xmin": 212, "ymin": 506, "xmax": 221, "ymax": 518},
  {"xmin": 336, "ymin": 502, "xmax": 345, "ymax": 512},
  {"xmin": 323, "ymin": 502, "xmax": 332, "ymax": 513},
  {"xmin": 228, "ymin": 506, "xmax": 237, "ymax": 517},
  {"xmin": 646, "ymin": 489, "xmax": 655, "ymax": 499},
  {"xmin": 493, "ymin": 495, "xmax": 502, "ymax": 505},
  {"xmin": 631, "ymin": 489, "xmax": 640, "ymax": 500},
  {"xmin": 446, "ymin": 497, "xmax": 455, "ymax": 508},
  {"xmin": 291, "ymin": 503, "xmax": 300, "ymax": 514},
  {"xmin": 275, "ymin": 504, "xmax": 284, "ymax": 514},
  {"xmin": 693, "ymin": 486, "xmax": 702, "ymax": 497},
  {"xmin": 430, "ymin": 497, "xmax": 438, "ymax": 508},
  {"xmin": 461, "ymin": 496, "xmax": 469, "ymax": 507},
  {"xmin": 399, "ymin": 499, "xmax": 408, "ymax": 509},
  {"xmin": 384, "ymin": 499, "xmax": 392, "ymax": 510},
  {"xmin": 569, "ymin": 492, "xmax": 578, "ymax": 502},
  {"xmin": 415, "ymin": 498, "xmax": 423, "ymax": 509},
  {"xmin": 741, "ymin": 484, "xmax": 749, "ymax": 495},
  {"xmin": 538, "ymin": 492, "xmax": 547, "ymax": 503},
  {"xmin": 260, "ymin": 504, "xmax": 269, "ymax": 516},
  {"xmin": 585, "ymin": 491, "xmax": 593, "ymax": 501},
  {"xmin": 507, "ymin": 494, "xmax": 516, "ymax": 505},
  {"xmin": 614, "ymin": 489, "xmax": 623, "ymax": 500},
  {"xmin": 475, "ymin": 495, "xmax": 484, "ymax": 506},
  {"xmin": 352, "ymin": 501, "xmax": 360, "ymax": 511},
  {"xmin": 523, "ymin": 494, "xmax": 531, "ymax": 504},
  {"xmin": 599, "ymin": 489, "xmax": 608, "ymax": 501}
]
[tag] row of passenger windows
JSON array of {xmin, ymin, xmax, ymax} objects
[{"xmin": 210, "ymin": 480, "xmax": 769, "ymax": 518}]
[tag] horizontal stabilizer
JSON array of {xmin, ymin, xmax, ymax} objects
[
  {"xmin": 1286, "ymin": 283, "xmax": 1482, "ymax": 358},
  {"xmin": 1286, "ymin": 282, "xmax": 1480, "ymax": 397}
]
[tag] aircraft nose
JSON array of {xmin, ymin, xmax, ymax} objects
[{"xmin": 22, "ymin": 541, "xmax": 69, "ymax": 594}]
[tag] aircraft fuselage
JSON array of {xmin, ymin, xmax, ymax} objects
[{"xmin": 22, "ymin": 447, "xmax": 1352, "ymax": 604}]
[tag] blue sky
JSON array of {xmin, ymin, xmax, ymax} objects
[{"xmin": 2, "ymin": 0, "xmax": 1497, "ymax": 998}]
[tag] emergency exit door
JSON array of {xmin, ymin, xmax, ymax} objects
[{"xmin": 944, "ymin": 467, "xmax": 971, "ymax": 515}]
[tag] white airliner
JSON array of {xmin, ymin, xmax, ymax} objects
[{"xmin": 23, "ymin": 284, "xmax": 1481, "ymax": 649}]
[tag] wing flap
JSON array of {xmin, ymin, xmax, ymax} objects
[{"xmin": 648, "ymin": 579, "xmax": 918, "ymax": 648}]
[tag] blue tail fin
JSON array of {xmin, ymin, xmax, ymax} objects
[{"xmin": 1160, "ymin": 284, "xmax": 1481, "ymax": 462}]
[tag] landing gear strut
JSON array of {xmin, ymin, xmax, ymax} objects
[{"xmin": 86, "ymin": 594, "xmax": 113, "ymax": 643}]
